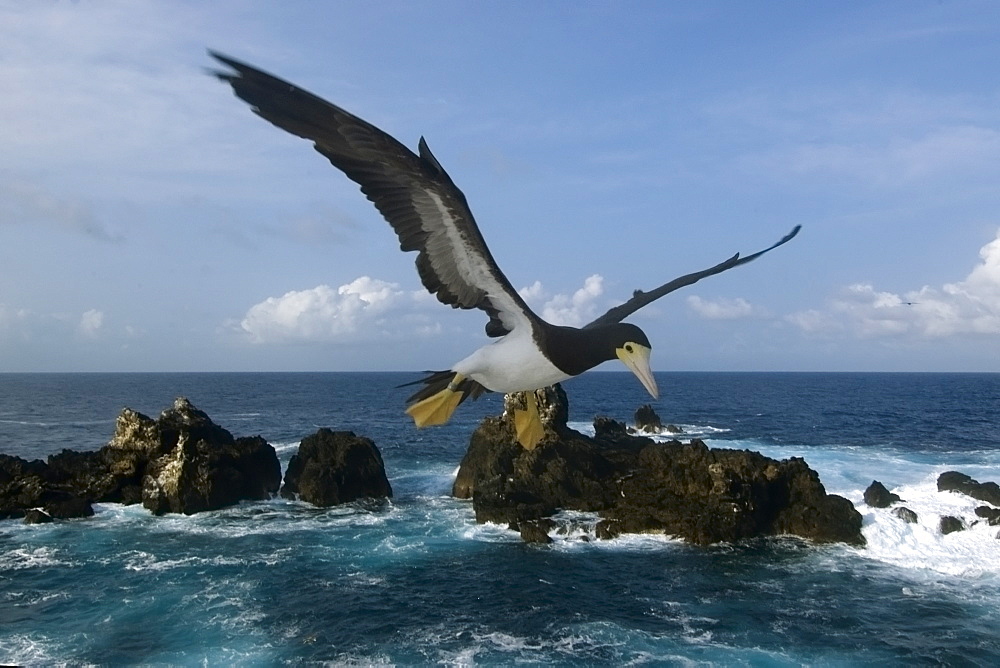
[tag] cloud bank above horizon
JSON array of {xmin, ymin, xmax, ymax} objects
[
  {"xmin": 789, "ymin": 228, "xmax": 1000, "ymax": 340},
  {"xmin": 230, "ymin": 227, "xmax": 1000, "ymax": 358}
]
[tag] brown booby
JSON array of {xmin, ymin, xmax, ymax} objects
[{"xmin": 210, "ymin": 52, "xmax": 800, "ymax": 448}]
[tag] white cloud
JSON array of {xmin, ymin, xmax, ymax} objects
[
  {"xmin": 78, "ymin": 309, "xmax": 104, "ymax": 338},
  {"xmin": 518, "ymin": 281, "xmax": 546, "ymax": 302},
  {"xmin": 686, "ymin": 295, "xmax": 756, "ymax": 320},
  {"xmin": 238, "ymin": 276, "xmax": 439, "ymax": 344},
  {"xmin": 520, "ymin": 274, "xmax": 605, "ymax": 327},
  {"xmin": 788, "ymin": 228, "xmax": 1000, "ymax": 338}
]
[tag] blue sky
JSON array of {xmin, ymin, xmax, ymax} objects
[{"xmin": 2, "ymin": 0, "xmax": 1000, "ymax": 372}]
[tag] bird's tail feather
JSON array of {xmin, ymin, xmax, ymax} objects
[{"xmin": 402, "ymin": 371, "xmax": 489, "ymax": 428}]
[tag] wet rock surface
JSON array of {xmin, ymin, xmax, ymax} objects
[
  {"xmin": 634, "ymin": 404, "xmax": 664, "ymax": 433},
  {"xmin": 454, "ymin": 385, "xmax": 865, "ymax": 546},
  {"xmin": 937, "ymin": 471, "xmax": 1000, "ymax": 506},
  {"xmin": 869, "ymin": 472, "xmax": 1000, "ymax": 534},
  {"xmin": 864, "ymin": 480, "xmax": 902, "ymax": 508},
  {"xmin": 2, "ymin": 398, "xmax": 281, "ymax": 520},
  {"xmin": 940, "ymin": 515, "xmax": 965, "ymax": 535},
  {"xmin": 280, "ymin": 428, "xmax": 392, "ymax": 506}
]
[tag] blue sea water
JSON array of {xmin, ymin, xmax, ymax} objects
[{"xmin": 1, "ymin": 371, "xmax": 999, "ymax": 665}]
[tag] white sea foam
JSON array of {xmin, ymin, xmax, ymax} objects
[
  {"xmin": 713, "ymin": 443, "xmax": 1000, "ymax": 578},
  {"xmin": 461, "ymin": 521, "xmax": 519, "ymax": 544},
  {"xmin": 461, "ymin": 510, "xmax": 684, "ymax": 553},
  {"xmin": 413, "ymin": 624, "xmax": 545, "ymax": 665},
  {"xmin": 272, "ymin": 440, "xmax": 301, "ymax": 457},
  {"xmin": 121, "ymin": 550, "xmax": 259, "ymax": 573},
  {"xmin": 567, "ymin": 420, "xmax": 730, "ymax": 439},
  {"xmin": 448, "ymin": 426, "xmax": 1000, "ymax": 577},
  {"xmin": 848, "ymin": 474, "xmax": 1000, "ymax": 577},
  {"xmin": 134, "ymin": 497, "xmax": 396, "ymax": 539},
  {"xmin": 0, "ymin": 635, "xmax": 60, "ymax": 666},
  {"xmin": 0, "ymin": 546, "xmax": 76, "ymax": 571},
  {"xmin": 344, "ymin": 570, "xmax": 386, "ymax": 587},
  {"xmin": 697, "ymin": 444, "xmax": 1000, "ymax": 578}
]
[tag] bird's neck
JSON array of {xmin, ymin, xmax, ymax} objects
[{"xmin": 535, "ymin": 323, "xmax": 616, "ymax": 376}]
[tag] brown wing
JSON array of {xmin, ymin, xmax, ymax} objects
[{"xmin": 210, "ymin": 51, "xmax": 537, "ymax": 338}]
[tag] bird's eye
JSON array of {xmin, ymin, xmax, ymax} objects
[{"xmin": 625, "ymin": 344, "xmax": 634, "ymax": 353}]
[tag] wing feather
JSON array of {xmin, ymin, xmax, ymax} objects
[
  {"xmin": 210, "ymin": 51, "xmax": 535, "ymax": 337},
  {"xmin": 584, "ymin": 226, "xmax": 801, "ymax": 329}
]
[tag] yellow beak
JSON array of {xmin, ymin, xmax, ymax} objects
[{"xmin": 616, "ymin": 344, "xmax": 658, "ymax": 399}]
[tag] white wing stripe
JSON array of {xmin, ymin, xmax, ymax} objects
[{"xmin": 424, "ymin": 191, "xmax": 532, "ymax": 333}]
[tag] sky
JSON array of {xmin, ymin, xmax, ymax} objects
[{"xmin": 2, "ymin": 0, "xmax": 1000, "ymax": 373}]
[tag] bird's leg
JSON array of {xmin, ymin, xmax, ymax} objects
[
  {"xmin": 513, "ymin": 390, "xmax": 545, "ymax": 450},
  {"xmin": 406, "ymin": 373, "xmax": 466, "ymax": 428}
]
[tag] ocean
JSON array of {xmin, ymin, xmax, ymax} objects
[{"xmin": 1, "ymin": 371, "xmax": 998, "ymax": 665}]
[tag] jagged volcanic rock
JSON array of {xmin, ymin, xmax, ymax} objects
[
  {"xmin": 938, "ymin": 471, "xmax": 1000, "ymax": 506},
  {"xmin": 940, "ymin": 515, "xmax": 965, "ymax": 534},
  {"xmin": 454, "ymin": 385, "xmax": 864, "ymax": 547},
  {"xmin": 975, "ymin": 505, "xmax": 1000, "ymax": 526},
  {"xmin": 142, "ymin": 434, "xmax": 281, "ymax": 516},
  {"xmin": 1, "ymin": 398, "xmax": 281, "ymax": 521},
  {"xmin": 23, "ymin": 508, "xmax": 53, "ymax": 524},
  {"xmin": 140, "ymin": 399, "xmax": 280, "ymax": 515},
  {"xmin": 280, "ymin": 429, "xmax": 392, "ymax": 506},
  {"xmin": 864, "ymin": 480, "xmax": 902, "ymax": 508},
  {"xmin": 634, "ymin": 404, "xmax": 664, "ymax": 433}
]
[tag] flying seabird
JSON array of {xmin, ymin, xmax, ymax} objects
[{"xmin": 210, "ymin": 52, "xmax": 800, "ymax": 449}]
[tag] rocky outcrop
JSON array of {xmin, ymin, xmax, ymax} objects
[
  {"xmin": 940, "ymin": 516, "xmax": 965, "ymax": 534},
  {"xmin": 975, "ymin": 506, "xmax": 1000, "ymax": 526},
  {"xmin": 142, "ymin": 434, "xmax": 281, "ymax": 516},
  {"xmin": 280, "ymin": 429, "xmax": 392, "ymax": 506},
  {"xmin": 609, "ymin": 442, "xmax": 862, "ymax": 546},
  {"xmin": 937, "ymin": 471, "xmax": 1000, "ymax": 506},
  {"xmin": 0, "ymin": 454, "xmax": 93, "ymax": 521},
  {"xmin": 140, "ymin": 399, "xmax": 281, "ymax": 515},
  {"xmin": 632, "ymin": 405, "xmax": 682, "ymax": 434},
  {"xmin": 593, "ymin": 416, "xmax": 628, "ymax": 439},
  {"xmin": 864, "ymin": 480, "xmax": 901, "ymax": 508},
  {"xmin": 454, "ymin": 386, "xmax": 864, "ymax": 546},
  {"xmin": 634, "ymin": 404, "xmax": 664, "ymax": 433},
  {"xmin": 934, "ymin": 472, "xmax": 1000, "ymax": 532},
  {"xmin": 865, "ymin": 473, "xmax": 1000, "ymax": 533},
  {"xmin": 1, "ymin": 398, "xmax": 281, "ymax": 521},
  {"xmin": 23, "ymin": 508, "xmax": 54, "ymax": 524},
  {"xmin": 518, "ymin": 519, "xmax": 555, "ymax": 544}
]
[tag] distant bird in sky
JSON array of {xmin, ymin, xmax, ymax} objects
[{"xmin": 210, "ymin": 52, "xmax": 800, "ymax": 448}]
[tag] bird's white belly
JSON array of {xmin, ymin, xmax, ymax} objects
[{"xmin": 453, "ymin": 332, "xmax": 570, "ymax": 393}]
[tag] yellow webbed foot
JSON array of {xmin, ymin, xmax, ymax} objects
[
  {"xmin": 513, "ymin": 391, "xmax": 545, "ymax": 450},
  {"xmin": 406, "ymin": 373, "xmax": 465, "ymax": 427}
]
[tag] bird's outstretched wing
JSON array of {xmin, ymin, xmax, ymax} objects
[
  {"xmin": 583, "ymin": 225, "xmax": 801, "ymax": 329},
  {"xmin": 210, "ymin": 51, "xmax": 535, "ymax": 338}
]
